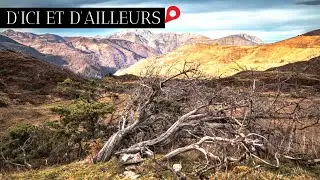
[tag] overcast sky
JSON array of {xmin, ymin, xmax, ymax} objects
[{"xmin": 0, "ymin": 0, "xmax": 319, "ymax": 42}]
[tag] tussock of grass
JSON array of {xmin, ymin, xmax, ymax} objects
[
  {"xmin": 211, "ymin": 165, "xmax": 319, "ymax": 180},
  {"xmin": 3, "ymin": 160, "xmax": 119, "ymax": 180},
  {"xmin": 2, "ymin": 157, "xmax": 319, "ymax": 180}
]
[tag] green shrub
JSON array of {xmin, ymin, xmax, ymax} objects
[
  {"xmin": 52, "ymin": 100, "xmax": 114, "ymax": 140},
  {"xmin": 0, "ymin": 99, "xmax": 115, "ymax": 172},
  {"xmin": 0, "ymin": 123, "xmax": 79, "ymax": 172},
  {"xmin": 57, "ymin": 78, "xmax": 100, "ymax": 100},
  {"xmin": 1, "ymin": 124, "xmax": 50, "ymax": 169},
  {"xmin": 57, "ymin": 78, "xmax": 83, "ymax": 99}
]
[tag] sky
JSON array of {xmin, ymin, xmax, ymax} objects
[{"xmin": 0, "ymin": 0, "xmax": 320, "ymax": 43}]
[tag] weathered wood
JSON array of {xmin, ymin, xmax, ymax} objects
[
  {"xmin": 116, "ymin": 106, "xmax": 208, "ymax": 155},
  {"xmin": 95, "ymin": 120, "xmax": 140, "ymax": 162}
]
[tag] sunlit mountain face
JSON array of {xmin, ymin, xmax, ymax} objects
[{"xmin": 116, "ymin": 29, "xmax": 320, "ymax": 77}]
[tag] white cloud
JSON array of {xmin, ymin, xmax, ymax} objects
[
  {"xmin": 78, "ymin": 3, "xmax": 319, "ymax": 42},
  {"xmin": 165, "ymin": 9, "xmax": 316, "ymax": 30}
]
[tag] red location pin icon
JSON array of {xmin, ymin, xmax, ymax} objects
[{"xmin": 165, "ymin": 6, "xmax": 181, "ymax": 23}]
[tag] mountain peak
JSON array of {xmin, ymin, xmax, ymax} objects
[
  {"xmin": 1, "ymin": 29, "xmax": 37, "ymax": 40},
  {"xmin": 130, "ymin": 29, "xmax": 154, "ymax": 35},
  {"xmin": 2, "ymin": 29, "xmax": 20, "ymax": 36},
  {"xmin": 1, "ymin": 30, "xmax": 67, "ymax": 43},
  {"xmin": 111, "ymin": 29, "xmax": 154, "ymax": 36},
  {"xmin": 235, "ymin": 33, "xmax": 264, "ymax": 45},
  {"xmin": 3, "ymin": 29, "xmax": 15, "ymax": 34}
]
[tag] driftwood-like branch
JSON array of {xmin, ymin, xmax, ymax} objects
[
  {"xmin": 162, "ymin": 136, "xmax": 230, "ymax": 161},
  {"xmin": 116, "ymin": 105, "xmax": 208, "ymax": 155},
  {"xmin": 162, "ymin": 134, "xmax": 281, "ymax": 169},
  {"xmin": 94, "ymin": 118, "xmax": 141, "ymax": 162},
  {"xmin": 283, "ymin": 155, "xmax": 320, "ymax": 165}
]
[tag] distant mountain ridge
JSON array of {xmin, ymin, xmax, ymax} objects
[
  {"xmin": 107, "ymin": 30, "xmax": 212, "ymax": 54},
  {"xmin": 207, "ymin": 33, "xmax": 264, "ymax": 46},
  {"xmin": 1, "ymin": 29, "xmax": 264, "ymax": 78},
  {"xmin": 107, "ymin": 30, "xmax": 264, "ymax": 52}
]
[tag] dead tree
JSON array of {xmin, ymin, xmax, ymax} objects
[
  {"xmin": 95, "ymin": 64, "xmax": 201, "ymax": 162},
  {"xmin": 95, "ymin": 63, "xmax": 320, "ymax": 174}
]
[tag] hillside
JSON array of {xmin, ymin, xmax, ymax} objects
[
  {"xmin": 116, "ymin": 29, "xmax": 320, "ymax": 77},
  {"xmin": 2, "ymin": 63, "xmax": 320, "ymax": 178},
  {"xmin": 214, "ymin": 55, "xmax": 320, "ymax": 93},
  {"xmin": 0, "ymin": 34, "xmax": 66, "ymax": 66},
  {"xmin": 0, "ymin": 50, "xmax": 80, "ymax": 105},
  {"xmin": 303, "ymin": 29, "xmax": 320, "ymax": 36},
  {"xmin": 1, "ymin": 30, "xmax": 264, "ymax": 78},
  {"xmin": 1, "ymin": 52, "xmax": 320, "ymax": 179},
  {"xmin": 267, "ymin": 55, "xmax": 320, "ymax": 76}
]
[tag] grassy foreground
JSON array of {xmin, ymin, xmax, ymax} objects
[{"xmin": 2, "ymin": 158, "xmax": 319, "ymax": 180}]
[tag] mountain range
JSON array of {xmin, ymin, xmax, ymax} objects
[
  {"xmin": 116, "ymin": 29, "xmax": 320, "ymax": 77},
  {"xmin": 0, "ymin": 29, "xmax": 264, "ymax": 78}
]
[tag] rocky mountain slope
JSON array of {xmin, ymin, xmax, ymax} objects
[
  {"xmin": 108, "ymin": 30, "xmax": 264, "ymax": 53},
  {"xmin": 116, "ymin": 29, "xmax": 320, "ymax": 77},
  {"xmin": 1, "ymin": 30, "xmax": 264, "ymax": 78},
  {"xmin": 2, "ymin": 30, "xmax": 123, "ymax": 78},
  {"xmin": 107, "ymin": 30, "xmax": 211, "ymax": 54},
  {"xmin": 0, "ymin": 34, "xmax": 66, "ymax": 66}
]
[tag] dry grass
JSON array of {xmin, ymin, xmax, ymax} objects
[
  {"xmin": 211, "ymin": 165, "xmax": 319, "ymax": 180},
  {"xmin": 0, "ymin": 101, "xmax": 72, "ymax": 137},
  {"xmin": 2, "ymin": 157, "xmax": 319, "ymax": 180}
]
